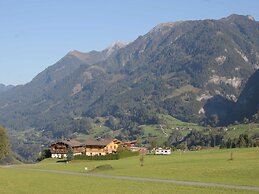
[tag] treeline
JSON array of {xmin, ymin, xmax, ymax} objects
[
  {"xmin": 222, "ymin": 134, "xmax": 259, "ymax": 148},
  {"xmin": 166, "ymin": 129, "xmax": 259, "ymax": 150}
]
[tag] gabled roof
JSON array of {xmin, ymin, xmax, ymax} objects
[{"xmin": 51, "ymin": 139, "xmax": 82, "ymax": 147}]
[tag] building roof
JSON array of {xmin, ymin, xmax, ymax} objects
[
  {"xmin": 51, "ymin": 138, "xmax": 118, "ymax": 147},
  {"xmin": 82, "ymin": 138, "xmax": 116, "ymax": 146},
  {"xmin": 51, "ymin": 139, "xmax": 82, "ymax": 147},
  {"xmin": 122, "ymin": 140, "xmax": 137, "ymax": 146}
]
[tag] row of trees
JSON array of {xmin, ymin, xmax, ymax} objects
[
  {"xmin": 165, "ymin": 128, "xmax": 259, "ymax": 150},
  {"xmin": 222, "ymin": 134, "xmax": 259, "ymax": 148}
]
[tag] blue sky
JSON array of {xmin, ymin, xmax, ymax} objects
[{"xmin": 1, "ymin": 0, "xmax": 259, "ymax": 85}]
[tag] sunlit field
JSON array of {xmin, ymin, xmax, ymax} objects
[{"xmin": 1, "ymin": 147, "xmax": 257, "ymax": 194}]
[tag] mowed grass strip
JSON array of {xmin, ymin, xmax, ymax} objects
[
  {"xmin": 18, "ymin": 148, "xmax": 259, "ymax": 187},
  {"xmin": 0, "ymin": 168, "xmax": 258, "ymax": 194}
]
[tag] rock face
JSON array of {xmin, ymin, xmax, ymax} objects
[{"xmin": 0, "ymin": 14, "xmax": 259, "ymax": 133}]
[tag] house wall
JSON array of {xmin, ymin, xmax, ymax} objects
[
  {"xmin": 73, "ymin": 146, "xmax": 85, "ymax": 154},
  {"xmin": 105, "ymin": 141, "xmax": 119, "ymax": 153},
  {"xmin": 84, "ymin": 141, "xmax": 119, "ymax": 156},
  {"xmin": 85, "ymin": 147, "xmax": 105, "ymax": 156}
]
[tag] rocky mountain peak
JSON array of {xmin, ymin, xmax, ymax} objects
[
  {"xmin": 67, "ymin": 50, "xmax": 93, "ymax": 61},
  {"xmin": 148, "ymin": 21, "xmax": 183, "ymax": 37},
  {"xmin": 104, "ymin": 41, "xmax": 127, "ymax": 56},
  {"xmin": 221, "ymin": 14, "xmax": 256, "ymax": 22}
]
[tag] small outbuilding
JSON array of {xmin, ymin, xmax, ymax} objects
[{"xmin": 154, "ymin": 147, "xmax": 171, "ymax": 155}]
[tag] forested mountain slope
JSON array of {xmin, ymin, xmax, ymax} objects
[{"xmin": 0, "ymin": 14, "xmax": 258, "ymax": 137}]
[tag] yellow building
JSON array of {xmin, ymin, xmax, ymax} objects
[{"xmin": 82, "ymin": 138, "xmax": 120, "ymax": 156}]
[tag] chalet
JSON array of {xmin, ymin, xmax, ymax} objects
[
  {"xmin": 82, "ymin": 138, "xmax": 120, "ymax": 156},
  {"xmin": 50, "ymin": 139, "xmax": 83, "ymax": 158},
  {"xmin": 50, "ymin": 138, "xmax": 121, "ymax": 158},
  {"xmin": 154, "ymin": 147, "xmax": 171, "ymax": 155}
]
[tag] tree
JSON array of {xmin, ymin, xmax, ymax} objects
[
  {"xmin": 167, "ymin": 130, "xmax": 183, "ymax": 146},
  {"xmin": 37, "ymin": 149, "xmax": 51, "ymax": 161},
  {"xmin": 140, "ymin": 154, "xmax": 144, "ymax": 167},
  {"xmin": 177, "ymin": 142, "xmax": 187, "ymax": 151},
  {"xmin": 243, "ymin": 117, "xmax": 249, "ymax": 124},
  {"xmin": 105, "ymin": 116, "xmax": 119, "ymax": 130},
  {"xmin": 238, "ymin": 135, "xmax": 247, "ymax": 148},
  {"xmin": 252, "ymin": 113, "xmax": 259, "ymax": 122},
  {"xmin": 225, "ymin": 138, "xmax": 232, "ymax": 148},
  {"xmin": 229, "ymin": 152, "xmax": 234, "ymax": 160},
  {"xmin": 0, "ymin": 126, "xmax": 10, "ymax": 160},
  {"xmin": 210, "ymin": 114, "xmax": 219, "ymax": 127},
  {"xmin": 67, "ymin": 146, "xmax": 74, "ymax": 162}
]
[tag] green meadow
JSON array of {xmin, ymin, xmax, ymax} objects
[
  {"xmin": 1, "ymin": 167, "xmax": 256, "ymax": 194},
  {"xmin": 1, "ymin": 147, "xmax": 258, "ymax": 194}
]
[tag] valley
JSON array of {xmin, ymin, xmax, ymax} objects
[{"xmin": 1, "ymin": 1, "xmax": 259, "ymax": 194}]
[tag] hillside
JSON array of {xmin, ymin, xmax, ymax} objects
[
  {"xmin": 0, "ymin": 14, "xmax": 259, "ymax": 138},
  {"xmin": 234, "ymin": 69, "xmax": 259, "ymax": 121},
  {"xmin": 0, "ymin": 42, "xmax": 125, "ymax": 131}
]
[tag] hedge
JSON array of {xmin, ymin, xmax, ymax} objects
[
  {"xmin": 74, "ymin": 150, "xmax": 139, "ymax": 161},
  {"xmin": 117, "ymin": 149, "xmax": 139, "ymax": 159},
  {"xmin": 74, "ymin": 154, "xmax": 118, "ymax": 160}
]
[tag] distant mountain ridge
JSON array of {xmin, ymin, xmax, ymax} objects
[
  {"xmin": 31, "ymin": 41, "xmax": 126, "ymax": 89},
  {"xmin": 0, "ymin": 14, "xmax": 258, "ymax": 135},
  {"xmin": 0, "ymin": 84, "xmax": 14, "ymax": 93}
]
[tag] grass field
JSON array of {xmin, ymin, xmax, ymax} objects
[
  {"xmin": 2, "ymin": 147, "xmax": 258, "ymax": 193},
  {"xmin": 1, "ymin": 167, "xmax": 257, "ymax": 194}
]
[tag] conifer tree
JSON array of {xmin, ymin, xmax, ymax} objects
[{"xmin": 67, "ymin": 146, "xmax": 74, "ymax": 162}]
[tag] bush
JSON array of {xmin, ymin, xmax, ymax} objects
[
  {"xmin": 87, "ymin": 164, "xmax": 113, "ymax": 173},
  {"xmin": 37, "ymin": 149, "xmax": 51, "ymax": 162}
]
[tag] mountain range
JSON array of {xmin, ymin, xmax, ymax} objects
[{"xmin": 0, "ymin": 14, "xmax": 258, "ymax": 139}]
